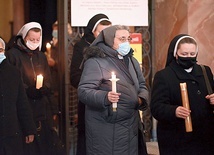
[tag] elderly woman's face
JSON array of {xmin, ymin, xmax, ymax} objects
[{"xmin": 112, "ymin": 29, "xmax": 131, "ymax": 50}]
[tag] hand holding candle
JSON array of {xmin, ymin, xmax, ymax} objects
[
  {"xmin": 180, "ymin": 83, "xmax": 193, "ymax": 132},
  {"xmin": 36, "ymin": 74, "xmax": 43, "ymax": 89},
  {"xmin": 46, "ymin": 43, "xmax": 51, "ymax": 58},
  {"xmin": 109, "ymin": 72, "xmax": 119, "ymax": 112}
]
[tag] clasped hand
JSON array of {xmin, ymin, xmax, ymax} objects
[
  {"xmin": 26, "ymin": 86, "xmax": 50, "ymax": 99},
  {"xmin": 108, "ymin": 91, "xmax": 121, "ymax": 103},
  {"xmin": 205, "ymin": 93, "xmax": 214, "ymax": 105},
  {"xmin": 176, "ymin": 93, "xmax": 214, "ymax": 119},
  {"xmin": 175, "ymin": 106, "xmax": 191, "ymax": 119},
  {"xmin": 25, "ymin": 135, "xmax": 34, "ymax": 143}
]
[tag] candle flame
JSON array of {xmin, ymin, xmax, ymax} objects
[{"xmin": 46, "ymin": 42, "xmax": 51, "ymax": 49}]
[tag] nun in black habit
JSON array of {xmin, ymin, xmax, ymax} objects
[
  {"xmin": 70, "ymin": 13, "xmax": 112, "ymax": 155},
  {"xmin": 151, "ymin": 34, "xmax": 214, "ymax": 155}
]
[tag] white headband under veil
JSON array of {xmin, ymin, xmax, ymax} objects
[
  {"xmin": 17, "ymin": 22, "xmax": 42, "ymax": 50},
  {"xmin": 173, "ymin": 36, "xmax": 198, "ymax": 57}
]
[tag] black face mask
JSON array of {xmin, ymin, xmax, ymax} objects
[{"xmin": 177, "ymin": 56, "xmax": 197, "ymax": 69}]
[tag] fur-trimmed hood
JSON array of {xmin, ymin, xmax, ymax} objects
[{"xmin": 83, "ymin": 46, "xmax": 106, "ymax": 60}]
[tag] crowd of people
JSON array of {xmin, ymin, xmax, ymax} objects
[{"xmin": 1, "ymin": 13, "xmax": 214, "ymax": 155}]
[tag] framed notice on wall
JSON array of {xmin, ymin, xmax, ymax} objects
[{"xmin": 71, "ymin": 0, "xmax": 148, "ymax": 27}]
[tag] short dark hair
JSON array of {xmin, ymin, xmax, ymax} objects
[
  {"xmin": 178, "ymin": 37, "xmax": 197, "ymax": 49},
  {"xmin": 99, "ymin": 20, "xmax": 112, "ymax": 26},
  {"xmin": 26, "ymin": 28, "xmax": 41, "ymax": 37}
]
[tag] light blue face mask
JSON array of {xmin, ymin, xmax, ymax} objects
[
  {"xmin": 52, "ymin": 30, "xmax": 58, "ymax": 38},
  {"xmin": 0, "ymin": 53, "xmax": 6, "ymax": 64},
  {"xmin": 116, "ymin": 42, "xmax": 131, "ymax": 56}
]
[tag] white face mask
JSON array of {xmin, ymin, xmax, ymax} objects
[
  {"xmin": 0, "ymin": 53, "xmax": 6, "ymax": 64},
  {"xmin": 116, "ymin": 42, "xmax": 131, "ymax": 56},
  {"xmin": 26, "ymin": 41, "xmax": 40, "ymax": 50}
]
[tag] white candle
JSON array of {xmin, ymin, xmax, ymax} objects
[
  {"xmin": 110, "ymin": 72, "xmax": 119, "ymax": 112},
  {"xmin": 111, "ymin": 72, "xmax": 117, "ymax": 92},
  {"xmin": 46, "ymin": 43, "xmax": 51, "ymax": 58},
  {"xmin": 36, "ymin": 74, "xmax": 43, "ymax": 89}
]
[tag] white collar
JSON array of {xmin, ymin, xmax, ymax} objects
[{"xmin": 185, "ymin": 67, "xmax": 193, "ymax": 73}]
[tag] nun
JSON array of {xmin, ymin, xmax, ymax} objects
[
  {"xmin": 78, "ymin": 25, "xmax": 149, "ymax": 155},
  {"xmin": 151, "ymin": 34, "xmax": 214, "ymax": 155},
  {"xmin": 6, "ymin": 22, "xmax": 61, "ymax": 154},
  {"xmin": 0, "ymin": 37, "xmax": 36, "ymax": 154},
  {"xmin": 70, "ymin": 13, "xmax": 112, "ymax": 155}
]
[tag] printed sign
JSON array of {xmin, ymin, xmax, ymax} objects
[
  {"xmin": 130, "ymin": 33, "xmax": 142, "ymax": 64},
  {"xmin": 71, "ymin": 0, "xmax": 148, "ymax": 26}
]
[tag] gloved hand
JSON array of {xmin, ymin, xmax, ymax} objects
[
  {"xmin": 26, "ymin": 86, "xmax": 42, "ymax": 99},
  {"xmin": 39, "ymin": 86, "xmax": 50, "ymax": 96}
]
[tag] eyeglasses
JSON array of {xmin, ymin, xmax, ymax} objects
[
  {"xmin": 115, "ymin": 36, "xmax": 132, "ymax": 42},
  {"xmin": 0, "ymin": 48, "xmax": 5, "ymax": 52}
]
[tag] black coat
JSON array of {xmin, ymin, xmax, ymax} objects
[
  {"xmin": 6, "ymin": 37, "xmax": 54, "ymax": 123},
  {"xmin": 151, "ymin": 60, "xmax": 214, "ymax": 155},
  {"xmin": 70, "ymin": 37, "xmax": 92, "ymax": 88},
  {"xmin": 0, "ymin": 59, "xmax": 36, "ymax": 147},
  {"xmin": 70, "ymin": 34, "xmax": 94, "ymax": 155}
]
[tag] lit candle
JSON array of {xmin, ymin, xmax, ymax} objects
[
  {"xmin": 180, "ymin": 83, "xmax": 193, "ymax": 132},
  {"xmin": 109, "ymin": 72, "xmax": 119, "ymax": 112},
  {"xmin": 46, "ymin": 43, "xmax": 51, "ymax": 58},
  {"xmin": 36, "ymin": 74, "xmax": 43, "ymax": 89}
]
